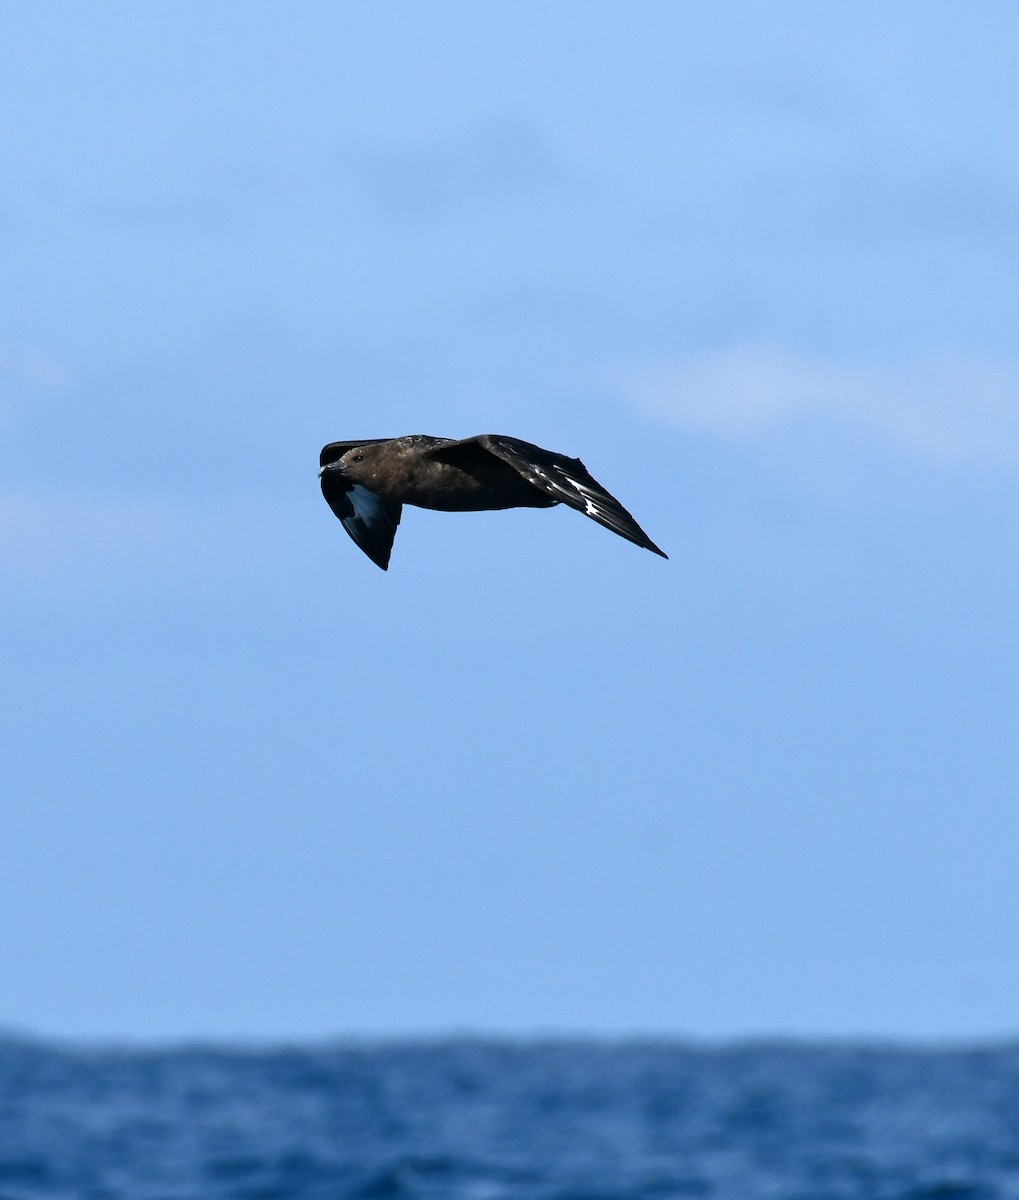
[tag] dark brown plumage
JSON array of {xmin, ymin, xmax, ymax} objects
[{"xmin": 319, "ymin": 433, "xmax": 667, "ymax": 570}]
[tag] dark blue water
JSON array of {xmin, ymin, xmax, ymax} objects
[{"xmin": 2, "ymin": 1038, "xmax": 1019, "ymax": 1200}]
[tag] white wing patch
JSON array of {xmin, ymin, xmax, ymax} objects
[
  {"xmin": 484, "ymin": 434, "xmax": 667, "ymax": 557},
  {"xmin": 529, "ymin": 462, "xmax": 607, "ymax": 518}
]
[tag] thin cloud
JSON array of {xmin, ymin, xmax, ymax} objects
[
  {"xmin": 339, "ymin": 118, "xmax": 576, "ymax": 223},
  {"xmin": 0, "ymin": 352, "xmax": 72, "ymax": 420},
  {"xmin": 0, "ymin": 354, "xmax": 71, "ymax": 436},
  {"xmin": 620, "ymin": 344, "xmax": 1019, "ymax": 466},
  {"xmin": 0, "ymin": 489, "xmax": 299, "ymax": 603},
  {"xmin": 0, "ymin": 491, "xmax": 207, "ymax": 587}
]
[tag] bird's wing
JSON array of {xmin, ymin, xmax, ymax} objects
[
  {"xmin": 319, "ymin": 438, "xmax": 394, "ymax": 470},
  {"xmin": 417, "ymin": 435, "xmax": 490, "ymax": 469},
  {"xmin": 476, "ymin": 434, "xmax": 668, "ymax": 558},
  {"xmin": 320, "ymin": 474, "xmax": 402, "ymax": 570}
]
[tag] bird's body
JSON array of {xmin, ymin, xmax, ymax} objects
[
  {"xmin": 319, "ymin": 433, "xmax": 666, "ymax": 570},
  {"xmin": 331, "ymin": 435, "xmax": 551, "ymax": 512}
]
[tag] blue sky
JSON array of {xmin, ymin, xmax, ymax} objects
[{"xmin": 3, "ymin": 1, "xmax": 1019, "ymax": 1041}]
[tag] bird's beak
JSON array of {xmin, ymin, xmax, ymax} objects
[{"xmin": 318, "ymin": 462, "xmax": 340, "ymax": 478}]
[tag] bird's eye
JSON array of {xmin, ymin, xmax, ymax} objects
[{"xmin": 352, "ymin": 453, "xmax": 363, "ymax": 462}]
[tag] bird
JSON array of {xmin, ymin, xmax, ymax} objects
[{"xmin": 319, "ymin": 433, "xmax": 667, "ymax": 570}]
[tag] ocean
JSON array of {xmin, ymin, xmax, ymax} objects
[{"xmin": 1, "ymin": 1038, "xmax": 1017, "ymax": 1199}]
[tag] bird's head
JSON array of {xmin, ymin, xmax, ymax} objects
[{"xmin": 319, "ymin": 444, "xmax": 385, "ymax": 489}]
